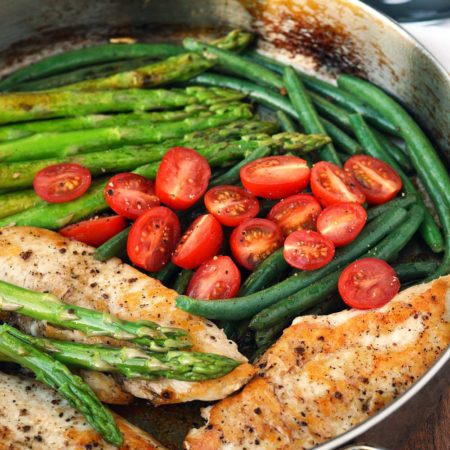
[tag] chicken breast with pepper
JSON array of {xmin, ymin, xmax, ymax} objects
[
  {"xmin": 185, "ymin": 275, "xmax": 450, "ymax": 449},
  {"xmin": 0, "ymin": 226, "xmax": 254, "ymax": 405},
  {"xmin": 0, "ymin": 372, "xmax": 165, "ymax": 450}
]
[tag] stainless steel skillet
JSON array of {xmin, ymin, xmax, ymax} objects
[{"xmin": 0, "ymin": 1, "xmax": 448, "ymax": 448}]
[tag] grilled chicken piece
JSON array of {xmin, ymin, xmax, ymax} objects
[
  {"xmin": 185, "ymin": 275, "xmax": 450, "ymax": 449},
  {"xmin": 0, "ymin": 226, "xmax": 254, "ymax": 405},
  {"xmin": 0, "ymin": 372, "xmax": 165, "ymax": 450}
]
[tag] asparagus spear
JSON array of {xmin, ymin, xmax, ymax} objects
[
  {"xmin": 0, "ymin": 102, "xmax": 252, "ymax": 162},
  {"xmin": 0, "ymin": 104, "xmax": 214, "ymax": 142},
  {"xmin": 11, "ymin": 56, "xmax": 158, "ymax": 92},
  {"xmin": 0, "ymin": 280, "xmax": 190, "ymax": 351},
  {"xmin": 0, "ymin": 324, "xmax": 123, "ymax": 446},
  {"xmin": 0, "ymin": 85, "xmax": 245, "ymax": 125},
  {"xmin": 0, "ymin": 131, "xmax": 329, "ymax": 227},
  {"xmin": 0, "ymin": 118, "xmax": 279, "ymax": 217},
  {"xmin": 3, "ymin": 325, "xmax": 240, "ymax": 382},
  {"xmin": 0, "ymin": 189, "xmax": 41, "ymax": 219},
  {"xmin": 63, "ymin": 30, "xmax": 253, "ymax": 91},
  {"xmin": 0, "ymin": 43, "xmax": 184, "ymax": 90},
  {"xmin": 0, "ymin": 119, "xmax": 280, "ymax": 191}
]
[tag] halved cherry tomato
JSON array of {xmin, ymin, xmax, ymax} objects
[
  {"xmin": 344, "ymin": 155, "xmax": 403, "ymax": 205},
  {"xmin": 310, "ymin": 161, "xmax": 365, "ymax": 207},
  {"xmin": 33, "ymin": 163, "xmax": 91, "ymax": 203},
  {"xmin": 316, "ymin": 202, "xmax": 367, "ymax": 247},
  {"xmin": 267, "ymin": 194, "xmax": 322, "ymax": 237},
  {"xmin": 284, "ymin": 230, "xmax": 335, "ymax": 271},
  {"xmin": 155, "ymin": 147, "xmax": 211, "ymax": 210},
  {"xmin": 59, "ymin": 215, "xmax": 127, "ymax": 247},
  {"xmin": 127, "ymin": 206, "xmax": 180, "ymax": 272},
  {"xmin": 230, "ymin": 218, "xmax": 284, "ymax": 270},
  {"xmin": 204, "ymin": 185, "xmax": 259, "ymax": 227},
  {"xmin": 105, "ymin": 173, "xmax": 159, "ymax": 220},
  {"xmin": 186, "ymin": 256, "xmax": 241, "ymax": 300},
  {"xmin": 172, "ymin": 214, "xmax": 223, "ymax": 269},
  {"xmin": 240, "ymin": 155, "xmax": 310, "ymax": 199},
  {"xmin": 338, "ymin": 258, "xmax": 400, "ymax": 309}
]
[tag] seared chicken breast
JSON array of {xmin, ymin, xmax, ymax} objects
[
  {"xmin": 0, "ymin": 226, "xmax": 254, "ymax": 404},
  {"xmin": 185, "ymin": 275, "xmax": 450, "ymax": 449},
  {"xmin": 0, "ymin": 372, "xmax": 165, "ymax": 450}
]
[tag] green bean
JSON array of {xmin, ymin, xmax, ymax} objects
[
  {"xmin": 175, "ymin": 207, "xmax": 407, "ymax": 320},
  {"xmin": 93, "ymin": 227, "xmax": 131, "ymax": 262},
  {"xmin": 283, "ymin": 67, "xmax": 341, "ymax": 166},
  {"xmin": 321, "ymin": 118, "xmax": 362, "ymax": 155},
  {"xmin": 394, "ymin": 261, "xmax": 439, "ymax": 282},
  {"xmin": 276, "ymin": 111, "xmax": 297, "ymax": 132},
  {"xmin": 339, "ymin": 75, "xmax": 450, "ymax": 278},
  {"xmin": 308, "ymin": 92, "xmax": 412, "ymax": 172},
  {"xmin": 308, "ymin": 92, "xmax": 353, "ymax": 133},
  {"xmin": 209, "ymin": 146, "xmax": 271, "ymax": 187},
  {"xmin": 348, "ymin": 113, "xmax": 444, "ymax": 254},
  {"xmin": 367, "ymin": 195, "xmax": 417, "ymax": 221},
  {"xmin": 251, "ymin": 204, "xmax": 423, "ymax": 329},
  {"xmin": 173, "ymin": 270, "xmax": 193, "ymax": 294},
  {"xmin": 258, "ymin": 199, "xmax": 278, "ymax": 217},
  {"xmin": 183, "ymin": 38, "xmax": 283, "ymax": 90},
  {"xmin": 372, "ymin": 129, "xmax": 413, "ymax": 173},
  {"xmin": 239, "ymin": 248, "xmax": 290, "ymax": 296},
  {"xmin": 154, "ymin": 261, "xmax": 179, "ymax": 285},
  {"xmin": 245, "ymin": 51, "xmax": 399, "ymax": 136},
  {"xmin": 0, "ymin": 43, "xmax": 183, "ymax": 90}
]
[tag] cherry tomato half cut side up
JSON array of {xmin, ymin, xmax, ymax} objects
[
  {"xmin": 155, "ymin": 146, "xmax": 211, "ymax": 210},
  {"xmin": 204, "ymin": 185, "xmax": 259, "ymax": 227},
  {"xmin": 172, "ymin": 214, "xmax": 223, "ymax": 270},
  {"xmin": 344, "ymin": 155, "xmax": 403, "ymax": 205},
  {"xmin": 33, "ymin": 163, "xmax": 91, "ymax": 203},
  {"xmin": 230, "ymin": 218, "xmax": 284, "ymax": 270},
  {"xmin": 338, "ymin": 258, "xmax": 400, "ymax": 309},
  {"xmin": 310, "ymin": 161, "xmax": 365, "ymax": 207},
  {"xmin": 267, "ymin": 194, "xmax": 322, "ymax": 237},
  {"xmin": 240, "ymin": 155, "xmax": 310, "ymax": 199},
  {"xmin": 105, "ymin": 173, "xmax": 159, "ymax": 220},
  {"xmin": 316, "ymin": 202, "xmax": 367, "ymax": 247},
  {"xmin": 284, "ymin": 230, "xmax": 335, "ymax": 271},
  {"xmin": 127, "ymin": 206, "xmax": 180, "ymax": 272},
  {"xmin": 186, "ymin": 256, "xmax": 241, "ymax": 300},
  {"xmin": 59, "ymin": 215, "xmax": 127, "ymax": 247}
]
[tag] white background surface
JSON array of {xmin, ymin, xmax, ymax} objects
[{"xmin": 402, "ymin": 19, "xmax": 450, "ymax": 71}]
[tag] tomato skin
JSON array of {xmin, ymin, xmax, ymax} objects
[
  {"xmin": 240, "ymin": 155, "xmax": 310, "ymax": 199},
  {"xmin": 172, "ymin": 214, "xmax": 223, "ymax": 269},
  {"xmin": 186, "ymin": 255, "xmax": 241, "ymax": 300},
  {"xmin": 155, "ymin": 147, "xmax": 211, "ymax": 210},
  {"xmin": 33, "ymin": 163, "xmax": 91, "ymax": 203},
  {"xmin": 127, "ymin": 206, "xmax": 180, "ymax": 272},
  {"xmin": 311, "ymin": 161, "xmax": 365, "ymax": 207},
  {"xmin": 283, "ymin": 230, "xmax": 335, "ymax": 271},
  {"xmin": 338, "ymin": 258, "xmax": 400, "ymax": 309},
  {"xmin": 344, "ymin": 155, "xmax": 403, "ymax": 205},
  {"xmin": 105, "ymin": 173, "xmax": 160, "ymax": 220},
  {"xmin": 230, "ymin": 218, "xmax": 284, "ymax": 270},
  {"xmin": 316, "ymin": 202, "xmax": 367, "ymax": 247},
  {"xmin": 267, "ymin": 194, "xmax": 322, "ymax": 237},
  {"xmin": 204, "ymin": 185, "xmax": 259, "ymax": 227},
  {"xmin": 59, "ymin": 215, "xmax": 127, "ymax": 247}
]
